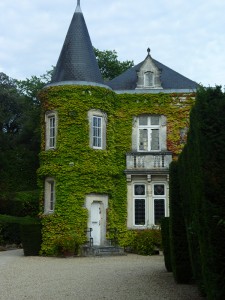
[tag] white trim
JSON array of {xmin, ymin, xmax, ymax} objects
[
  {"xmin": 45, "ymin": 111, "xmax": 58, "ymax": 150},
  {"xmin": 127, "ymin": 178, "xmax": 169, "ymax": 229},
  {"xmin": 137, "ymin": 115, "xmax": 161, "ymax": 152},
  {"xmin": 44, "ymin": 177, "xmax": 56, "ymax": 214},
  {"xmin": 133, "ymin": 183, "xmax": 147, "ymax": 227},
  {"xmin": 88, "ymin": 109, "xmax": 107, "ymax": 150}
]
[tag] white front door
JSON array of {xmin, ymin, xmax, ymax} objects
[{"xmin": 91, "ymin": 202, "xmax": 101, "ymax": 246}]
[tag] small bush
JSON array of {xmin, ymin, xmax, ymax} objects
[
  {"xmin": 129, "ymin": 228, "xmax": 162, "ymax": 255},
  {"xmin": 20, "ymin": 220, "xmax": 42, "ymax": 256}
]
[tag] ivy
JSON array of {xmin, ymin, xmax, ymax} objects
[{"xmin": 38, "ymin": 85, "xmax": 195, "ymax": 255}]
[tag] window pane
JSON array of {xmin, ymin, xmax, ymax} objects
[
  {"xmin": 134, "ymin": 184, "xmax": 145, "ymax": 195},
  {"xmin": 154, "ymin": 199, "xmax": 165, "ymax": 225},
  {"xmin": 92, "ymin": 116, "xmax": 102, "ymax": 148},
  {"xmin": 50, "ymin": 181, "xmax": 55, "ymax": 211},
  {"xmin": 144, "ymin": 72, "xmax": 153, "ymax": 87},
  {"xmin": 135, "ymin": 199, "xmax": 145, "ymax": 225},
  {"xmin": 139, "ymin": 129, "xmax": 148, "ymax": 151},
  {"xmin": 49, "ymin": 116, "xmax": 55, "ymax": 148},
  {"xmin": 139, "ymin": 116, "xmax": 148, "ymax": 126},
  {"xmin": 151, "ymin": 129, "xmax": 159, "ymax": 150},
  {"xmin": 154, "ymin": 184, "xmax": 165, "ymax": 195},
  {"xmin": 151, "ymin": 116, "xmax": 159, "ymax": 125}
]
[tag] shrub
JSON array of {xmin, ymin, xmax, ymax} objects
[
  {"xmin": 0, "ymin": 215, "xmax": 41, "ymax": 252},
  {"xmin": 20, "ymin": 220, "xmax": 42, "ymax": 256},
  {"xmin": 129, "ymin": 228, "xmax": 162, "ymax": 255}
]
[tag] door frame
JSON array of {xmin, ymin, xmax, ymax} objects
[{"xmin": 85, "ymin": 194, "xmax": 108, "ymax": 246}]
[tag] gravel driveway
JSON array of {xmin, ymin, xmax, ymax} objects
[{"xmin": 0, "ymin": 249, "xmax": 203, "ymax": 300}]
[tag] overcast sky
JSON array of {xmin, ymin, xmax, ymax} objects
[{"xmin": 0, "ymin": 0, "xmax": 224, "ymax": 87}]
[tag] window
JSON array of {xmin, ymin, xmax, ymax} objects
[
  {"xmin": 144, "ymin": 71, "xmax": 154, "ymax": 87},
  {"xmin": 136, "ymin": 55, "xmax": 162, "ymax": 89},
  {"xmin": 134, "ymin": 184, "xmax": 146, "ymax": 226},
  {"xmin": 44, "ymin": 178, "xmax": 56, "ymax": 213},
  {"xmin": 92, "ymin": 116, "xmax": 102, "ymax": 148},
  {"xmin": 127, "ymin": 180, "xmax": 168, "ymax": 228},
  {"xmin": 88, "ymin": 110, "xmax": 107, "ymax": 150},
  {"xmin": 45, "ymin": 111, "xmax": 57, "ymax": 150},
  {"xmin": 153, "ymin": 184, "xmax": 165, "ymax": 225},
  {"xmin": 138, "ymin": 116, "xmax": 160, "ymax": 151}
]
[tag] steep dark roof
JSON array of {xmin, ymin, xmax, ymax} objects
[
  {"xmin": 107, "ymin": 58, "xmax": 197, "ymax": 91},
  {"xmin": 51, "ymin": 2, "xmax": 103, "ymax": 84}
]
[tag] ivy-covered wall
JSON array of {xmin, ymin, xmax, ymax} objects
[{"xmin": 38, "ymin": 85, "xmax": 195, "ymax": 255}]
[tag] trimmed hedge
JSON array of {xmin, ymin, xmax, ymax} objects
[
  {"xmin": 20, "ymin": 221, "xmax": 42, "ymax": 256},
  {"xmin": 161, "ymin": 217, "xmax": 172, "ymax": 272},
  {"xmin": 0, "ymin": 215, "xmax": 42, "ymax": 256},
  {"xmin": 169, "ymin": 161, "xmax": 193, "ymax": 283},
  {"xmin": 173, "ymin": 86, "xmax": 225, "ymax": 299}
]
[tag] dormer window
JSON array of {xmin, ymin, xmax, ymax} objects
[
  {"xmin": 144, "ymin": 71, "xmax": 154, "ymax": 87},
  {"xmin": 136, "ymin": 49, "xmax": 162, "ymax": 89}
]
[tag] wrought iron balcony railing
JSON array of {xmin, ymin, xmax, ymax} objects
[{"xmin": 126, "ymin": 152, "xmax": 172, "ymax": 170}]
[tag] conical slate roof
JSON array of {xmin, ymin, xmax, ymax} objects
[{"xmin": 51, "ymin": 1, "xmax": 103, "ymax": 85}]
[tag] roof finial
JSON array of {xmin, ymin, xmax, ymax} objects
[
  {"xmin": 147, "ymin": 47, "xmax": 151, "ymax": 55},
  {"xmin": 76, "ymin": 0, "xmax": 82, "ymax": 12}
]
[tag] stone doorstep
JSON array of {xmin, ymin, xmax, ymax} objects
[{"xmin": 80, "ymin": 245, "xmax": 126, "ymax": 257}]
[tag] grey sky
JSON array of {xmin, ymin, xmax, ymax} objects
[{"xmin": 0, "ymin": 0, "xmax": 224, "ymax": 87}]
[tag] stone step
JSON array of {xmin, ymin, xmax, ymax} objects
[{"xmin": 80, "ymin": 245, "xmax": 126, "ymax": 257}]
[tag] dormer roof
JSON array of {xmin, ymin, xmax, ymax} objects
[
  {"xmin": 107, "ymin": 49, "xmax": 198, "ymax": 92},
  {"xmin": 51, "ymin": 1, "xmax": 103, "ymax": 86}
]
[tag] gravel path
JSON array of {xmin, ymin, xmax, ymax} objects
[{"xmin": 0, "ymin": 250, "xmax": 203, "ymax": 300}]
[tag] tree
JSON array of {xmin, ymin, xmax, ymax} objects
[{"xmin": 94, "ymin": 48, "xmax": 134, "ymax": 81}]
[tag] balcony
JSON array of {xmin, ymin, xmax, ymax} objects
[{"xmin": 126, "ymin": 152, "xmax": 172, "ymax": 171}]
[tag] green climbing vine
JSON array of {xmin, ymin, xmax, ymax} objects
[{"xmin": 38, "ymin": 85, "xmax": 195, "ymax": 255}]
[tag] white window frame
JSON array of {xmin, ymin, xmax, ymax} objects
[
  {"xmin": 152, "ymin": 183, "xmax": 166, "ymax": 225},
  {"xmin": 92, "ymin": 115, "xmax": 102, "ymax": 149},
  {"xmin": 88, "ymin": 110, "xmax": 107, "ymax": 150},
  {"xmin": 127, "ymin": 179, "xmax": 168, "ymax": 229},
  {"xmin": 44, "ymin": 178, "xmax": 56, "ymax": 214},
  {"xmin": 45, "ymin": 111, "xmax": 58, "ymax": 150},
  {"xmin": 144, "ymin": 71, "xmax": 154, "ymax": 87},
  {"xmin": 138, "ymin": 115, "xmax": 161, "ymax": 152},
  {"xmin": 133, "ymin": 183, "xmax": 146, "ymax": 226}
]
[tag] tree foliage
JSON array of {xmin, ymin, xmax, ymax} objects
[
  {"xmin": 0, "ymin": 71, "xmax": 51, "ymax": 215},
  {"xmin": 94, "ymin": 48, "xmax": 134, "ymax": 80}
]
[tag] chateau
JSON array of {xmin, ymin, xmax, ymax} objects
[{"xmin": 38, "ymin": 1, "xmax": 197, "ymax": 255}]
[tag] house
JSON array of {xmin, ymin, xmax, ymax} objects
[{"xmin": 38, "ymin": 1, "xmax": 197, "ymax": 255}]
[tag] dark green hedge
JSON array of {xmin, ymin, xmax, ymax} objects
[
  {"xmin": 161, "ymin": 217, "xmax": 172, "ymax": 272},
  {"xmin": 169, "ymin": 161, "xmax": 193, "ymax": 283},
  {"xmin": 175, "ymin": 86, "xmax": 225, "ymax": 299},
  {"xmin": 0, "ymin": 215, "xmax": 42, "ymax": 255},
  {"xmin": 20, "ymin": 221, "xmax": 42, "ymax": 256}
]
